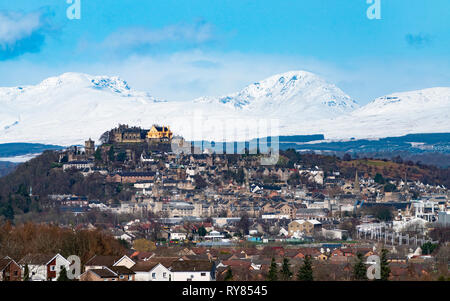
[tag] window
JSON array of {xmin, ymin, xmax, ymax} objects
[
  {"xmin": 120, "ymin": 275, "xmax": 124, "ymax": 279},
  {"xmin": 201, "ymin": 273, "xmax": 206, "ymax": 276},
  {"xmin": 152, "ymin": 273, "xmax": 156, "ymax": 279},
  {"xmin": 163, "ymin": 272, "xmax": 167, "ymax": 278},
  {"xmin": 50, "ymin": 265, "xmax": 56, "ymax": 271}
]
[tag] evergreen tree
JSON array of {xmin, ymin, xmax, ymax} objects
[
  {"xmin": 224, "ymin": 268, "xmax": 233, "ymax": 281},
  {"xmin": 280, "ymin": 257, "xmax": 292, "ymax": 280},
  {"xmin": 23, "ymin": 264, "xmax": 30, "ymax": 281},
  {"xmin": 380, "ymin": 249, "xmax": 391, "ymax": 281},
  {"xmin": 267, "ymin": 258, "xmax": 278, "ymax": 281},
  {"xmin": 94, "ymin": 148, "xmax": 102, "ymax": 162},
  {"xmin": 297, "ymin": 255, "xmax": 313, "ymax": 281},
  {"xmin": 384, "ymin": 183, "xmax": 397, "ymax": 192},
  {"xmin": 421, "ymin": 242, "xmax": 438, "ymax": 255},
  {"xmin": 108, "ymin": 146, "xmax": 115, "ymax": 162},
  {"xmin": 352, "ymin": 253, "xmax": 368, "ymax": 280},
  {"xmin": 57, "ymin": 267, "xmax": 70, "ymax": 281},
  {"xmin": 0, "ymin": 202, "xmax": 14, "ymax": 221},
  {"xmin": 117, "ymin": 152, "xmax": 127, "ymax": 162},
  {"xmin": 374, "ymin": 173, "xmax": 385, "ymax": 184},
  {"xmin": 237, "ymin": 214, "xmax": 251, "ymax": 236},
  {"xmin": 235, "ymin": 168, "xmax": 245, "ymax": 185},
  {"xmin": 198, "ymin": 226, "xmax": 207, "ymax": 237}
]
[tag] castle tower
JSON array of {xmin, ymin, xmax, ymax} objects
[{"xmin": 85, "ymin": 138, "xmax": 95, "ymax": 157}]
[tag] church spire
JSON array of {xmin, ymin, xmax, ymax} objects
[{"xmin": 354, "ymin": 170, "xmax": 360, "ymax": 194}]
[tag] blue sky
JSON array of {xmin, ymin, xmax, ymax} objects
[{"xmin": 0, "ymin": 0, "xmax": 449, "ymax": 103}]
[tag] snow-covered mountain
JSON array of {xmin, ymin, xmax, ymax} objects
[
  {"xmin": 0, "ymin": 72, "xmax": 246, "ymax": 145},
  {"xmin": 0, "ymin": 71, "xmax": 449, "ymax": 146},
  {"xmin": 310, "ymin": 87, "xmax": 450, "ymax": 139},
  {"xmin": 0, "ymin": 72, "xmax": 172, "ymax": 145},
  {"xmin": 195, "ymin": 71, "xmax": 359, "ymax": 121}
]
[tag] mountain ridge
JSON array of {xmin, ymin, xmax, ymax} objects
[
  {"xmin": 0, "ymin": 71, "xmax": 449, "ymax": 145},
  {"xmin": 195, "ymin": 70, "xmax": 359, "ymax": 121}
]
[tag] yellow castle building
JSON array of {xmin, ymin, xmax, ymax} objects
[{"xmin": 147, "ymin": 125, "xmax": 173, "ymax": 141}]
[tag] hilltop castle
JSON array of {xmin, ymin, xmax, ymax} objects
[
  {"xmin": 109, "ymin": 124, "xmax": 173, "ymax": 144},
  {"xmin": 147, "ymin": 125, "xmax": 173, "ymax": 140}
]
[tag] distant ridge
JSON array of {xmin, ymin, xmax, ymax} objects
[{"xmin": 0, "ymin": 143, "xmax": 64, "ymax": 158}]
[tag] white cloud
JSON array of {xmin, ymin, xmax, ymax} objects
[
  {"xmin": 0, "ymin": 11, "xmax": 43, "ymax": 46},
  {"xmin": 99, "ymin": 20, "xmax": 215, "ymax": 55},
  {"xmin": 0, "ymin": 10, "xmax": 52, "ymax": 60}
]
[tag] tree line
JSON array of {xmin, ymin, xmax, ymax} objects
[
  {"xmin": 244, "ymin": 250, "xmax": 392, "ymax": 281},
  {"xmin": 0, "ymin": 222, "xmax": 125, "ymax": 263}
]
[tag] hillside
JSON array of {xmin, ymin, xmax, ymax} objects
[
  {"xmin": 277, "ymin": 150, "xmax": 450, "ymax": 188},
  {"xmin": 338, "ymin": 159, "xmax": 450, "ymax": 187},
  {"xmin": 0, "ymin": 151, "xmax": 130, "ymax": 221},
  {"xmin": 0, "ymin": 162, "xmax": 17, "ymax": 178}
]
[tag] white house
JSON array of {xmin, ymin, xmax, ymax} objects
[
  {"xmin": 118, "ymin": 232, "xmax": 134, "ymax": 242},
  {"xmin": 262, "ymin": 213, "xmax": 290, "ymax": 220},
  {"xmin": 112, "ymin": 229, "xmax": 135, "ymax": 242},
  {"xmin": 19, "ymin": 253, "xmax": 70, "ymax": 281},
  {"xmin": 170, "ymin": 232, "xmax": 187, "ymax": 241},
  {"xmin": 249, "ymin": 230, "xmax": 258, "ymax": 236},
  {"xmin": 186, "ymin": 167, "xmax": 197, "ymax": 177},
  {"xmin": 322, "ymin": 228, "xmax": 349, "ymax": 240},
  {"xmin": 134, "ymin": 182, "xmax": 153, "ymax": 189},
  {"xmin": 204, "ymin": 231, "xmax": 224, "ymax": 240},
  {"xmin": 170, "ymin": 260, "xmax": 216, "ymax": 281},
  {"xmin": 279, "ymin": 227, "xmax": 289, "ymax": 236},
  {"xmin": 84, "ymin": 255, "xmax": 135, "ymax": 271},
  {"xmin": 132, "ymin": 262, "xmax": 172, "ymax": 281}
]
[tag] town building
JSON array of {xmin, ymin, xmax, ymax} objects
[
  {"xmin": 18, "ymin": 253, "xmax": 70, "ymax": 281},
  {"xmin": 147, "ymin": 125, "xmax": 173, "ymax": 141},
  {"xmin": 0, "ymin": 257, "xmax": 22, "ymax": 281}
]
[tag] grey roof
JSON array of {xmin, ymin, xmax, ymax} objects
[
  {"xmin": 170, "ymin": 260, "xmax": 214, "ymax": 272},
  {"xmin": 88, "ymin": 268, "xmax": 117, "ymax": 278},
  {"xmin": 18, "ymin": 254, "xmax": 57, "ymax": 265}
]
